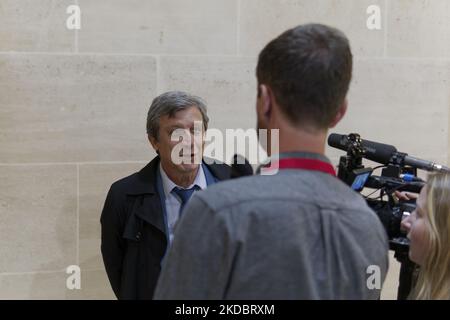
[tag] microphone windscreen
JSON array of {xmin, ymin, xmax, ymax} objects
[
  {"xmin": 328, "ymin": 133, "xmax": 397, "ymax": 165},
  {"xmin": 230, "ymin": 154, "xmax": 254, "ymax": 178}
]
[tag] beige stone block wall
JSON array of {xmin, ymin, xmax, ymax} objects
[
  {"xmin": 0, "ymin": 0, "xmax": 449, "ymax": 299},
  {"xmin": 78, "ymin": 0, "xmax": 238, "ymax": 54},
  {"xmin": 240, "ymin": 0, "xmax": 386, "ymax": 56},
  {"xmin": 0, "ymin": 0, "xmax": 75, "ymax": 52}
]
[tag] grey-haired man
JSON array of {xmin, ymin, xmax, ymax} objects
[{"xmin": 100, "ymin": 91, "xmax": 231, "ymax": 299}]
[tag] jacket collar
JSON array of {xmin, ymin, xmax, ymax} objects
[{"xmin": 125, "ymin": 157, "xmax": 159, "ymax": 196}]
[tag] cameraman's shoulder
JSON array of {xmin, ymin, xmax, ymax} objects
[
  {"xmin": 330, "ymin": 177, "xmax": 385, "ymax": 224},
  {"xmin": 332, "ymin": 178, "xmax": 388, "ymax": 240},
  {"xmin": 327, "ymin": 175, "xmax": 368, "ymax": 206},
  {"xmin": 195, "ymin": 174, "xmax": 266, "ymax": 211}
]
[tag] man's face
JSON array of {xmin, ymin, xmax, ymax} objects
[{"xmin": 150, "ymin": 106, "xmax": 205, "ymax": 175}]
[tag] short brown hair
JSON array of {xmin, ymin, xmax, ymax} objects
[{"xmin": 256, "ymin": 23, "xmax": 353, "ymax": 129}]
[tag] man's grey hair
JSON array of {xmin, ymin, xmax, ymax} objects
[{"xmin": 146, "ymin": 91, "xmax": 209, "ymax": 140}]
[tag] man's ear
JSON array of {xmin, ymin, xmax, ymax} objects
[
  {"xmin": 257, "ymin": 84, "xmax": 273, "ymax": 121},
  {"xmin": 148, "ymin": 134, "xmax": 159, "ymax": 153},
  {"xmin": 329, "ymin": 99, "xmax": 348, "ymax": 128}
]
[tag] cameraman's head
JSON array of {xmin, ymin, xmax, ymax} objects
[
  {"xmin": 256, "ymin": 23, "xmax": 352, "ymax": 155},
  {"xmin": 402, "ymin": 173, "xmax": 450, "ymax": 299}
]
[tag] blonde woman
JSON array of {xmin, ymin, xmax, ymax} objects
[{"xmin": 401, "ymin": 173, "xmax": 450, "ymax": 299}]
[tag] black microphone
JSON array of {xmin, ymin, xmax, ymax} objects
[
  {"xmin": 328, "ymin": 133, "xmax": 398, "ymax": 164},
  {"xmin": 328, "ymin": 133, "xmax": 450, "ymax": 172},
  {"xmin": 230, "ymin": 154, "xmax": 254, "ymax": 178}
]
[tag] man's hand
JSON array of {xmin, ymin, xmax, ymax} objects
[{"xmin": 394, "ymin": 191, "xmax": 418, "ymax": 201}]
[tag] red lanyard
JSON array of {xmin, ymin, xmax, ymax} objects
[{"xmin": 264, "ymin": 158, "xmax": 336, "ymax": 176}]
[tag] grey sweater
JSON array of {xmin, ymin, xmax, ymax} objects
[{"xmin": 153, "ymin": 168, "xmax": 389, "ymax": 300}]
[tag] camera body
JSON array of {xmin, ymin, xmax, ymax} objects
[
  {"xmin": 333, "ymin": 133, "xmax": 422, "ymax": 246},
  {"xmin": 331, "ymin": 133, "xmax": 423, "ymax": 299}
]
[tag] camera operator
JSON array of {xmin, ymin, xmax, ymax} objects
[{"xmin": 401, "ymin": 173, "xmax": 450, "ymax": 299}]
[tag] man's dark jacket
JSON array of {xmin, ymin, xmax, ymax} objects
[{"xmin": 100, "ymin": 156, "xmax": 231, "ymax": 299}]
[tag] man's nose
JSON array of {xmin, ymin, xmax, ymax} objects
[{"xmin": 191, "ymin": 131, "xmax": 203, "ymax": 144}]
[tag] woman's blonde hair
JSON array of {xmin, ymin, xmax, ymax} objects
[{"xmin": 411, "ymin": 173, "xmax": 450, "ymax": 299}]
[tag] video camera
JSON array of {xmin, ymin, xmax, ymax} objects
[{"xmin": 328, "ymin": 133, "xmax": 450, "ymax": 299}]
